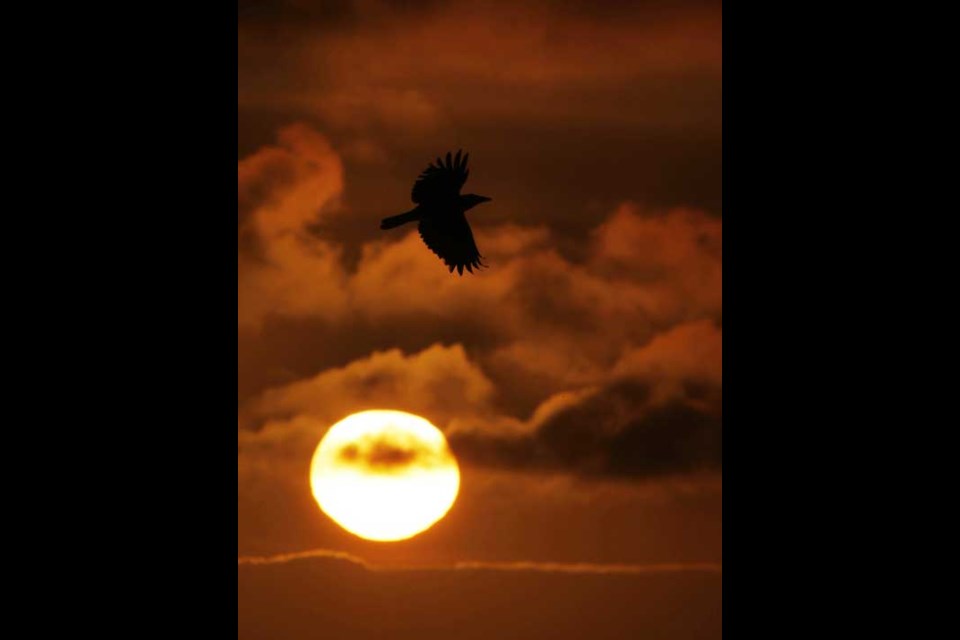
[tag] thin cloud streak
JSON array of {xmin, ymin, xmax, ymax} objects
[
  {"xmin": 238, "ymin": 549, "xmax": 721, "ymax": 575},
  {"xmin": 238, "ymin": 548, "xmax": 370, "ymax": 568},
  {"xmin": 449, "ymin": 560, "xmax": 722, "ymax": 575}
]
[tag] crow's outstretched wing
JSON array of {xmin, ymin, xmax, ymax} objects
[
  {"xmin": 411, "ymin": 150, "xmax": 469, "ymax": 204},
  {"xmin": 418, "ymin": 212, "xmax": 485, "ymax": 275}
]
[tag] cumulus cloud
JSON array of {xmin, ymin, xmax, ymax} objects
[
  {"xmin": 238, "ymin": 123, "xmax": 344, "ymax": 240},
  {"xmin": 457, "ymin": 386, "xmax": 721, "ymax": 479},
  {"xmin": 447, "ymin": 321, "xmax": 722, "ymax": 479},
  {"xmin": 237, "ymin": 128, "xmax": 721, "ymax": 483},
  {"xmin": 240, "ymin": 325, "xmax": 720, "ymax": 481},
  {"xmin": 243, "ymin": 344, "xmax": 496, "ymax": 430},
  {"xmin": 237, "ymin": 123, "xmax": 348, "ymax": 327}
]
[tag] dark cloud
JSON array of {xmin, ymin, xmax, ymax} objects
[
  {"xmin": 238, "ymin": 0, "xmax": 358, "ymax": 29},
  {"xmin": 336, "ymin": 430, "xmax": 451, "ymax": 472},
  {"xmin": 339, "ymin": 441, "xmax": 415, "ymax": 468},
  {"xmin": 449, "ymin": 379, "xmax": 721, "ymax": 479},
  {"xmin": 238, "ymin": 0, "xmax": 718, "ymax": 30},
  {"xmin": 239, "ymin": 0, "xmax": 450, "ymax": 22}
]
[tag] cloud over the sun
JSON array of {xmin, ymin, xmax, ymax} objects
[{"xmin": 243, "ymin": 344, "xmax": 496, "ymax": 430}]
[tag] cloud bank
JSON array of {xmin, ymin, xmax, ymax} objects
[{"xmin": 237, "ymin": 124, "xmax": 721, "ymax": 483}]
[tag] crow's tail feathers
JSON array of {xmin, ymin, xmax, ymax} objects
[
  {"xmin": 450, "ymin": 256, "xmax": 488, "ymax": 275},
  {"xmin": 380, "ymin": 210, "xmax": 419, "ymax": 230}
]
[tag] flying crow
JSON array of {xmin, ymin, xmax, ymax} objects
[{"xmin": 380, "ymin": 150, "xmax": 492, "ymax": 275}]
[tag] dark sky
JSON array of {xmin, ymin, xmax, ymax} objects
[{"xmin": 238, "ymin": 1, "xmax": 721, "ymax": 637}]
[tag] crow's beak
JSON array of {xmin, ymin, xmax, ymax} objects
[{"xmin": 479, "ymin": 196, "xmax": 492, "ymax": 203}]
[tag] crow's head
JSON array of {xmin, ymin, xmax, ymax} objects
[{"xmin": 462, "ymin": 194, "xmax": 492, "ymax": 211}]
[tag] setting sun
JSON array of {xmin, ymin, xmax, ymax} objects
[{"xmin": 310, "ymin": 410, "xmax": 460, "ymax": 542}]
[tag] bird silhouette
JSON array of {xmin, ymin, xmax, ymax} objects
[{"xmin": 380, "ymin": 150, "xmax": 492, "ymax": 275}]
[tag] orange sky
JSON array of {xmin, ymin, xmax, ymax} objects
[{"xmin": 239, "ymin": 1, "xmax": 722, "ymax": 637}]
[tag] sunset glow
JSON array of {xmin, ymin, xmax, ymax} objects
[
  {"xmin": 310, "ymin": 410, "xmax": 460, "ymax": 541},
  {"xmin": 239, "ymin": 1, "xmax": 723, "ymax": 635}
]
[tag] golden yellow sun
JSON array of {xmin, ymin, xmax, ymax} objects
[{"xmin": 310, "ymin": 410, "xmax": 460, "ymax": 541}]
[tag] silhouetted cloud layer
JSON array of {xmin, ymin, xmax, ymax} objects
[{"xmin": 237, "ymin": 124, "xmax": 721, "ymax": 482}]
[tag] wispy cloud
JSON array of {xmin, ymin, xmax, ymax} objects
[
  {"xmin": 238, "ymin": 549, "xmax": 721, "ymax": 575},
  {"xmin": 238, "ymin": 548, "xmax": 370, "ymax": 568},
  {"xmin": 447, "ymin": 560, "xmax": 722, "ymax": 575}
]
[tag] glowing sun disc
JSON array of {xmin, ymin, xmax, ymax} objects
[{"xmin": 310, "ymin": 410, "xmax": 460, "ymax": 541}]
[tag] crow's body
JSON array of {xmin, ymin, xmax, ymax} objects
[{"xmin": 380, "ymin": 150, "xmax": 492, "ymax": 275}]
